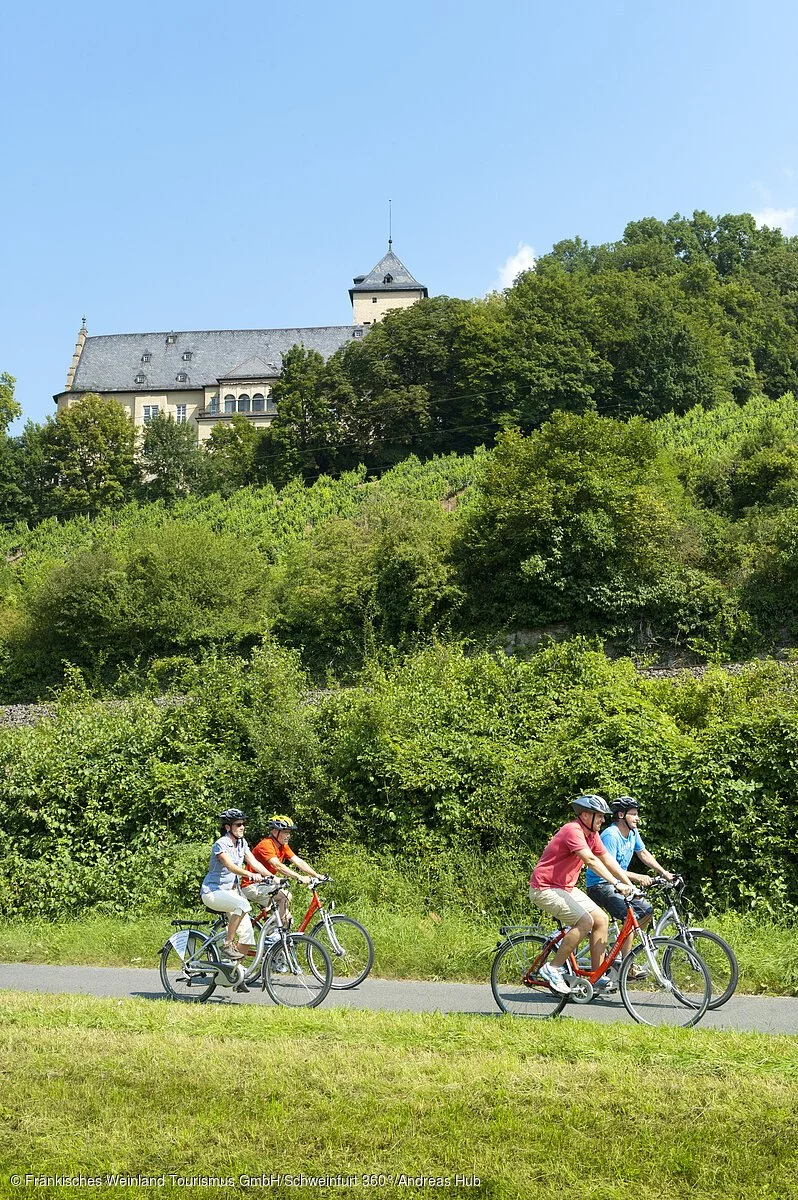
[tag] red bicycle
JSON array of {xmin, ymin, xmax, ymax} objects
[
  {"xmin": 491, "ymin": 890, "xmax": 711, "ymax": 1027},
  {"xmin": 252, "ymin": 876, "xmax": 374, "ymax": 990}
]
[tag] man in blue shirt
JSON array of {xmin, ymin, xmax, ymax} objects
[{"xmin": 585, "ymin": 796, "xmax": 674, "ymax": 976}]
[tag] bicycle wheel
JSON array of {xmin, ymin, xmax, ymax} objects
[
  {"xmin": 159, "ymin": 930, "xmax": 217, "ymax": 1002},
  {"xmin": 262, "ymin": 934, "xmax": 333, "ymax": 1008},
  {"xmin": 619, "ymin": 938, "xmax": 710, "ymax": 1027},
  {"xmin": 656, "ymin": 921, "xmax": 738, "ymax": 1009},
  {"xmin": 491, "ymin": 933, "xmax": 569, "ymax": 1018},
  {"xmin": 307, "ymin": 915, "xmax": 374, "ymax": 990}
]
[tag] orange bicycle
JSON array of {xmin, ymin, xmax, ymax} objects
[
  {"xmin": 296, "ymin": 877, "xmax": 374, "ymax": 990},
  {"xmin": 248, "ymin": 876, "xmax": 374, "ymax": 990},
  {"xmin": 491, "ymin": 889, "xmax": 711, "ymax": 1027}
]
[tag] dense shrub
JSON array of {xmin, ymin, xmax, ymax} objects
[{"xmin": 3, "ymin": 641, "xmax": 793, "ymax": 921}]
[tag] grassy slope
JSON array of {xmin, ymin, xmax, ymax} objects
[
  {"xmin": 1, "ymin": 992, "xmax": 796, "ymax": 1200},
  {"xmin": 1, "ymin": 908, "xmax": 796, "ymax": 995}
]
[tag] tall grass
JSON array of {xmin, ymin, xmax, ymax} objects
[{"xmin": 1, "ymin": 848, "xmax": 796, "ymax": 994}]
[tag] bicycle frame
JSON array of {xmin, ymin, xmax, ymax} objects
[
  {"xmin": 297, "ymin": 887, "xmax": 323, "ymax": 933},
  {"xmin": 522, "ymin": 898, "xmax": 674, "ymax": 992},
  {"xmin": 177, "ymin": 881, "xmax": 300, "ymax": 986},
  {"xmin": 523, "ymin": 903, "xmax": 640, "ymax": 988},
  {"xmin": 295, "ymin": 882, "xmax": 347, "ymax": 957}
]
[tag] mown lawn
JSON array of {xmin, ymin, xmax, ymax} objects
[{"xmin": 0, "ymin": 991, "xmax": 796, "ymax": 1200}]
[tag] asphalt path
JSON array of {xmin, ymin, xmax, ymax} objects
[{"xmin": 1, "ymin": 962, "xmax": 797, "ymax": 1032}]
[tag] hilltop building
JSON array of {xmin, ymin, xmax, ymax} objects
[{"xmin": 54, "ymin": 248, "xmax": 427, "ymax": 444}]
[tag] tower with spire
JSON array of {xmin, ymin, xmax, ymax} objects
[{"xmin": 349, "ymin": 241, "xmax": 428, "ymax": 325}]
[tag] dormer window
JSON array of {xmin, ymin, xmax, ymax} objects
[
  {"xmin": 135, "ymin": 373, "xmax": 147, "ymax": 384},
  {"xmin": 353, "ymin": 329, "xmax": 364, "ymax": 338},
  {"xmin": 141, "ymin": 353, "xmax": 151, "ymax": 363},
  {"xmin": 182, "ymin": 351, "xmax": 192, "ymax": 361},
  {"xmin": 166, "ymin": 334, "xmax": 177, "ymax": 345},
  {"xmin": 383, "ymin": 273, "xmax": 394, "ymax": 284},
  {"xmin": 176, "ymin": 372, "xmax": 188, "ymax": 383}
]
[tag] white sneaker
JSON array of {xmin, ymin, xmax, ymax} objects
[{"xmin": 539, "ymin": 961, "xmax": 571, "ymax": 995}]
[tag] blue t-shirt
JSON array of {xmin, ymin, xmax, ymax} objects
[
  {"xmin": 201, "ymin": 834, "xmax": 249, "ymax": 893},
  {"xmin": 585, "ymin": 824, "xmax": 645, "ymax": 888}
]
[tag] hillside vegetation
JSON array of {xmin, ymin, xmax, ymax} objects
[
  {"xmin": 3, "ymin": 211, "xmax": 798, "ymax": 935},
  {"xmin": 1, "ymin": 641, "xmax": 797, "ymax": 922}
]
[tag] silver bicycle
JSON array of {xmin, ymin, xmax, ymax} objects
[
  {"xmin": 159, "ymin": 879, "xmax": 334, "ymax": 1008},
  {"xmin": 649, "ymin": 875, "xmax": 739, "ymax": 1009}
]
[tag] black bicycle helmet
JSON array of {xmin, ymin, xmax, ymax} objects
[
  {"xmin": 611, "ymin": 796, "xmax": 641, "ymax": 817},
  {"xmin": 571, "ymin": 794, "xmax": 611, "ymax": 815},
  {"xmin": 219, "ymin": 808, "xmax": 247, "ymax": 833}
]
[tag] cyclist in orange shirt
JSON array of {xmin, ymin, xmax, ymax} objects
[{"xmin": 241, "ymin": 815, "xmax": 321, "ymax": 924}]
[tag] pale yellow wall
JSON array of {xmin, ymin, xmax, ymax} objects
[
  {"xmin": 352, "ymin": 289, "xmax": 425, "ymax": 325},
  {"xmin": 60, "ymin": 389, "xmax": 205, "ymax": 429},
  {"xmin": 196, "ymin": 411, "xmax": 276, "ymax": 445},
  {"xmin": 58, "ymin": 387, "xmax": 278, "ymax": 446}
]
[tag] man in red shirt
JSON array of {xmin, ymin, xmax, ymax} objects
[
  {"xmin": 529, "ymin": 794, "xmax": 634, "ymax": 995},
  {"xmin": 242, "ymin": 815, "xmax": 321, "ymax": 924}
]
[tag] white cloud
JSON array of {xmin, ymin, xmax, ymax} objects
[
  {"xmin": 752, "ymin": 206, "xmax": 798, "ymax": 234},
  {"xmin": 495, "ymin": 242, "xmax": 536, "ymax": 289}
]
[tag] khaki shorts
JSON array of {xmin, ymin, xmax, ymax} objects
[{"xmin": 529, "ymin": 885, "xmax": 602, "ymax": 926}]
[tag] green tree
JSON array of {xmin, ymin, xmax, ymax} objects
[
  {"xmin": 39, "ymin": 394, "xmax": 139, "ymax": 518},
  {"xmin": 0, "ymin": 373, "xmax": 21, "ymax": 431},
  {"xmin": 0, "ymin": 374, "xmax": 24, "ymax": 526},
  {"xmin": 203, "ymin": 414, "xmax": 267, "ymax": 494},
  {"xmin": 453, "ymin": 413, "xmax": 692, "ymax": 631},
  {"xmin": 266, "ymin": 346, "xmax": 345, "ymax": 484},
  {"xmin": 139, "ymin": 413, "xmax": 206, "ymax": 502},
  {"xmin": 499, "ymin": 269, "xmax": 612, "ymax": 424}
]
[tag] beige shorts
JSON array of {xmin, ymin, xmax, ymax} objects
[{"xmin": 529, "ymin": 885, "xmax": 602, "ymax": 926}]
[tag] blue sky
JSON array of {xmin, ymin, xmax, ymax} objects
[{"xmin": 2, "ymin": 0, "xmax": 797, "ymax": 428}]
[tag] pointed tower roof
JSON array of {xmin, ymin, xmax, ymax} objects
[{"xmin": 349, "ymin": 249, "xmax": 428, "ymax": 299}]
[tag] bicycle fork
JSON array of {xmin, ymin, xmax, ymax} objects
[{"xmin": 319, "ymin": 910, "xmax": 345, "ymax": 957}]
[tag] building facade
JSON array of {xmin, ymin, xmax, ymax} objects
[{"xmin": 54, "ymin": 249, "xmax": 427, "ymax": 444}]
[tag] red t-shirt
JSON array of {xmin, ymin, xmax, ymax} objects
[{"xmin": 530, "ymin": 820, "xmax": 603, "ymax": 891}]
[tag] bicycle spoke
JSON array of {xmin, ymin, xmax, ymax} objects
[
  {"xmin": 491, "ymin": 933, "xmax": 568, "ymax": 1018},
  {"xmin": 620, "ymin": 938, "xmax": 710, "ymax": 1027}
]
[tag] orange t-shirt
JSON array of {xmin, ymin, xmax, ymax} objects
[{"xmin": 242, "ymin": 836, "xmax": 295, "ymax": 886}]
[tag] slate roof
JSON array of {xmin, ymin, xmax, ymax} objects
[
  {"xmin": 60, "ymin": 326, "xmax": 365, "ymax": 396},
  {"xmin": 350, "ymin": 249, "xmax": 427, "ymax": 295}
]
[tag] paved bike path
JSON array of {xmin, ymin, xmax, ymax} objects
[{"xmin": 1, "ymin": 962, "xmax": 797, "ymax": 1033}]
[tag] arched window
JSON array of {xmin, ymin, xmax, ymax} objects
[
  {"xmin": 224, "ymin": 394, "xmax": 236, "ymax": 414},
  {"xmin": 237, "ymin": 394, "xmax": 250, "ymax": 413},
  {"xmin": 252, "ymin": 393, "xmax": 265, "ymax": 412},
  {"xmin": 383, "ymin": 273, "xmax": 393, "ymax": 283}
]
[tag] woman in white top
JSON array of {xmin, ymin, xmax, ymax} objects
[{"xmin": 200, "ymin": 808, "xmax": 271, "ymax": 959}]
